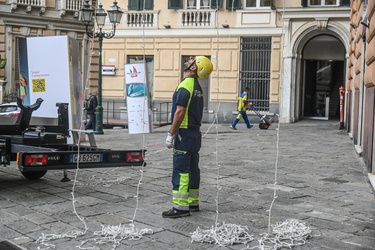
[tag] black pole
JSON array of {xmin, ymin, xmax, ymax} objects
[{"xmin": 95, "ymin": 32, "xmax": 104, "ymax": 134}]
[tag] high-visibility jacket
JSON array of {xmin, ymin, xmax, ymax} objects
[{"xmin": 237, "ymin": 91, "xmax": 248, "ymax": 111}]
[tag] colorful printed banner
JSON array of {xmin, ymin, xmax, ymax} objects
[{"xmin": 125, "ymin": 63, "xmax": 152, "ymax": 134}]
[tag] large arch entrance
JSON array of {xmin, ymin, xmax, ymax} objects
[
  {"xmin": 280, "ymin": 21, "xmax": 349, "ymax": 124},
  {"xmin": 301, "ymin": 35, "xmax": 346, "ymax": 120}
]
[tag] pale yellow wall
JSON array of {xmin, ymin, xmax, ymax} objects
[
  {"xmin": 271, "ymin": 36, "xmax": 281, "ymax": 103},
  {"xmin": 99, "ymin": 0, "xmax": 283, "ymax": 103},
  {"xmin": 46, "ymin": 0, "xmax": 55, "ymax": 8},
  {"xmin": 102, "ymin": 34, "xmax": 282, "ymax": 103},
  {"xmin": 101, "ymin": 36, "xmax": 243, "ymax": 102}
]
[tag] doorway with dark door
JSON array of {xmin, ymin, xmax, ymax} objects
[{"xmin": 303, "ymin": 60, "xmax": 344, "ymax": 120}]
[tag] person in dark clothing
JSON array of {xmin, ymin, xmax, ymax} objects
[
  {"xmin": 85, "ymin": 90, "xmax": 98, "ymax": 131},
  {"xmin": 162, "ymin": 56, "xmax": 213, "ymax": 219}
]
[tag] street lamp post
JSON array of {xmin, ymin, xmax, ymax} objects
[{"xmin": 80, "ymin": 0, "xmax": 123, "ymax": 134}]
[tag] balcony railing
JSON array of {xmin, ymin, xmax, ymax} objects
[
  {"xmin": 9, "ymin": 0, "xmax": 46, "ymax": 13},
  {"xmin": 58, "ymin": 0, "xmax": 83, "ymax": 17},
  {"xmin": 124, "ymin": 10, "xmax": 159, "ymax": 28},
  {"xmin": 177, "ymin": 9, "xmax": 216, "ymax": 27}
]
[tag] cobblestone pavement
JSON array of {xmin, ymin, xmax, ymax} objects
[{"xmin": 0, "ymin": 120, "xmax": 374, "ymax": 250}]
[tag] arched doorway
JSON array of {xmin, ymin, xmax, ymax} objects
[
  {"xmin": 301, "ymin": 35, "xmax": 345, "ymax": 120},
  {"xmin": 280, "ymin": 20, "xmax": 350, "ymax": 124},
  {"xmin": 301, "ymin": 35, "xmax": 346, "ymax": 120}
]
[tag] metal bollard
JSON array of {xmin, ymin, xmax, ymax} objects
[{"xmin": 339, "ymin": 86, "xmax": 345, "ymax": 129}]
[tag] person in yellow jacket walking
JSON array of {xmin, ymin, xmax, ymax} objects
[
  {"xmin": 230, "ymin": 88, "xmax": 253, "ymax": 130},
  {"xmin": 163, "ymin": 56, "xmax": 213, "ymax": 218}
]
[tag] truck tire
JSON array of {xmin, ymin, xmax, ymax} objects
[{"xmin": 21, "ymin": 170, "xmax": 47, "ymax": 180}]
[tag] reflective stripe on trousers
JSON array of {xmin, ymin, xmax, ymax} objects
[{"xmin": 172, "ymin": 129, "xmax": 201, "ymax": 210}]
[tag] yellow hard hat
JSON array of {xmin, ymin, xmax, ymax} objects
[{"xmin": 195, "ymin": 56, "xmax": 213, "ymax": 78}]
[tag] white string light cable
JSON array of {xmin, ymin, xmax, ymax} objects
[
  {"xmin": 36, "ymin": 26, "xmax": 96, "ymax": 250},
  {"xmin": 247, "ymin": 121, "xmax": 311, "ymax": 250},
  {"xmin": 77, "ymin": 2, "xmax": 154, "ymax": 248},
  {"xmin": 191, "ymin": 0, "xmax": 254, "ymax": 246},
  {"xmin": 246, "ymin": 1, "xmax": 311, "ymax": 249},
  {"xmin": 75, "ymin": 167, "xmax": 131, "ymax": 187}
]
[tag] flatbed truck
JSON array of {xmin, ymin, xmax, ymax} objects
[{"xmin": 0, "ymin": 98, "xmax": 145, "ymax": 180}]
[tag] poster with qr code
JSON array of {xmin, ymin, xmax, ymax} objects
[
  {"xmin": 32, "ymin": 78, "xmax": 46, "ymax": 93},
  {"xmin": 22, "ymin": 36, "xmax": 83, "ymax": 137}
]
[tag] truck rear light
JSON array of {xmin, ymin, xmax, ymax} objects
[
  {"xmin": 24, "ymin": 154, "xmax": 48, "ymax": 166},
  {"xmin": 126, "ymin": 152, "xmax": 143, "ymax": 162}
]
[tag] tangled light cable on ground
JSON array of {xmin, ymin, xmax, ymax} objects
[
  {"xmin": 191, "ymin": 0, "xmax": 256, "ymax": 247},
  {"xmin": 77, "ymin": 224, "xmax": 153, "ymax": 250},
  {"xmin": 253, "ymin": 219, "xmax": 311, "ymax": 250},
  {"xmin": 191, "ymin": 222, "xmax": 254, "ymax": 246},
  {"xmin": 36, "ymin": 230, "xmax": 86, "ymax": 250}
]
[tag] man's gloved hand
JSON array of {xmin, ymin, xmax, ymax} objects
[{"xmin": 166, "ymin": 132, "xmax": 175, "ymax": 149}]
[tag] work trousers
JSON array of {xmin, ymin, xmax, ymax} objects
[
  {"xmin": 172, "ymin": 129, "xmax": 201, "ymax": 211},
  {"xmin": 232, "ymin": 111, "xmax": 251, "ymax": 128}
]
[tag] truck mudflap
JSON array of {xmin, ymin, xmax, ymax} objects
[{"xmin": 17, "ymin": 149, "xmax": 146, "ymax": 172}]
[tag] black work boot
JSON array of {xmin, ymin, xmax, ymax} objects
[
  {"xmin": 162, "ymin": 208, "xmax": 190, "ymax": 218},
  {"xmin": 189, "ymin": 205, "xmax": 200, "ymax": 212}
]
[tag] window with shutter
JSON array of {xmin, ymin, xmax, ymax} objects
[
  {"xmin": 129, "ymin": 0, "xmax": 154, "ymax": 10},
  {"xmin": 144, "ymin": 0, "xmax": 154, "ymax": 10},
  {"xmin": 128, "ymin": 0, "xmax": 139, "ymax": 10},
  {"xmin": 185, "ymin": 0, "xmax": 211, "ymax": 9},
  {"xmin": 340, "ymin": 0, "xmax": 350, "ymax": 6},
  {"xmin": 301, "ymin": 0, "xmax": 307, "ymax": 7},
  {"xmin": 210, "ymin": 0, "xmax": 222, "ymax": 9},
  {"xmin": 168, "ymin": 0, "xmax": 182, "ymax": 9},
  {"xmin": 308, "ymin": 0, "xmax": 339, "ymax": 6},
  {"xmin": 226, "ymin": 0, "xmax": 241, "ymax": 10},
  {"xmin": 245, "ymin": 0, "xmax": 272, "ymax": 8}
]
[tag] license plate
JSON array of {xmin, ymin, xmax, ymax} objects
[{"xmin": 70, "ymin": 154, "xmax": 103, "ymax": 163}]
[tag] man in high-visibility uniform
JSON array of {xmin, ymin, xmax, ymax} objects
[
  {"xmin": 230, "ymin": 88, "xmax": 253, "ymax": 130},
  {"xmin": 163, "ymin": 56, "xmax": 213, "ymax": 218}
]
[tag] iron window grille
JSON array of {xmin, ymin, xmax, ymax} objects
[{"xmin": 240, "ymin": 37, "xmax": 271, "ymax": 112}]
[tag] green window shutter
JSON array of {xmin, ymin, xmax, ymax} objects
[
  {"xmin": 168, "ymin": 0, "xmax": 182, "ymax": 9},
  {"xmin": 301, "ymin": 0, "xmax": 307, "ymax": 7},
  {"xmin": 226, "ymin": 0, "xmax": 241, "ymax": 10},
  {"xmin": 211, "ymin": 0, "xmax": 223, "ymax": 9},
  {"xmin": 340, "ymin": 0, "xmax": 350, "ymax": 6},
  {"xmin": 128, "ymin": 0, "xmax": 139, "ymax": 10},
  {"xmin": 144, "ymin": 0, "xmax": 154, "ymax": 10}
]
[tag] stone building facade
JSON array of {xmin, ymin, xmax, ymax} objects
[
  {"xmin": 0, "ymin": 0, "xmax": 93, "ymax": 103},
  {"xmin": 347, "ymin": 0, "xmax": 375, "ymax": 179},
  {"xmin": 99, "ymin": 0, "xmax": 351, "ymax": 123},
  {"xmin": 0, "ymin": 0, "xmax": 352, "ymax": 126}
]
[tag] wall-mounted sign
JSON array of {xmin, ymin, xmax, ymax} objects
[{"xmin": 102, "ymin": 65, "xmax": 116, "ymax": 75}]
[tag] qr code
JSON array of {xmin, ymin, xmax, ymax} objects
[{"xmin": 32, "ymin": 78, "xmax": 46, "ymax": 93}]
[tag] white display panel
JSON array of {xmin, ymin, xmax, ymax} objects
[{"xmin": 125, "ymin": 63, "xmax": 152, "ymax": 134}]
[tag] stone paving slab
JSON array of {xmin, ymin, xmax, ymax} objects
[{"xmin": 0, "ymin": 120, "xmax": 374, "ymax": 249}]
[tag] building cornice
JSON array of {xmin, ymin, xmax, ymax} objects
[
  {"xmin": 277, "ymin": 7, "xmax": 350, "ymax": 19},
  {"xmin": 3, "ymin": 20, "xmax": 47, "ymax": 29},
  {"xmin": 0, "ymin": 13, "xmax": 87, "ymax": 32},
  {"xmin": 115, "ymin": 27, "xmax": 283, "ymax": 38}
]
